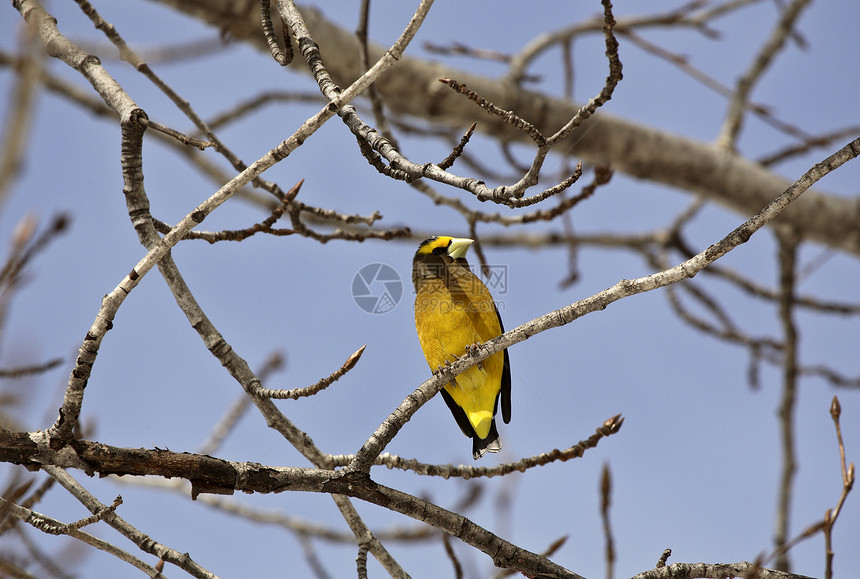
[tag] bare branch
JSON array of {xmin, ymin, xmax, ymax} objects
[
  {"xmin": 0, "ymin": 360, "xmax": 64, "ymax": 380},
  {"xmin": 136, "ymin": 116, "xmax": 212, "ymax": 148},
  {"xmin": 0, "ymin": 496, "xmax": 162, "ymax": 578},
  {"xmin": 773, "ymin": 229, "xmax": 800, "ymax": 571},
  {"xmin": 441, "ymin": 532, "xmax": 463, "ymax": 579},
  {"xmin": 45, "ymin": 466, "xmax": 220, "ymax": 578},
  {"xmin": 355, "ymin": 542, "xmax": 369, "ymax": 579},
  {"xmin": 439, "ymin": 77, "xmax": 546, "ymax": 145},
  {"xmin": 601, "ymin": 463, "xmax": 615, "ymax": 579},
  {"xmin": 0, "ymin": 430, "xmax": 593, "ymax": 577},
  {"xmin": 437, "ymin": 122, "xmax": 477, "ymax": 171},
  {"xmin": 619, "ymin": 28, "xmax": 810, "ymax": 143},
  {"xmin": 629, "ymin": 561, "xmax": 815, "ymax": 579},
  {"xmin": 0, "ymin": 22, "xmax": 42, "ymax": 210},
  {"xmin": 155, "ymin": 1, "xmax": 860, "ymax": 255},
  {"xmin": 425, "ymin": 41, "xmax": 513, "ymax": 64},
  {"xmin": 823, "ymin": 396, "xmax": 855, "ymax": 579},
  {"xmin": 355, "ymin": 0, "xmax": 400, "ymax": 150},
  {"xmin": 716, "ymin": 0, "xmax": 812, "ymax": 150},
  {"xmin": 328, "ymin": 414, "xmax": 623, "ymax": 478},
  {"xmin": 260, "ymin": 0, "xmax": 292, "ymax": 66},
  {"xmin": 250, "ymin": 345, "xmax": 365, "ymax": 400}
]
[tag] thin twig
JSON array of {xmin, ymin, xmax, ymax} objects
[
  {"xmin": 0, "ymin": 21, "xmax": 42, "ymax": 209},
  {"xmin": 755, "ymin": 391, "xmax": 855, "ymax": 579},
  {"xmin": 0, "ymin": 358, "xmax": 64, "ymax": 379},
  {"xmin": 505, "ymin": 0, "xmax": 745, "ymax": 84},
  {"xmin": 546, "ymin": 0, "xmax": 622, "ymax": 146},
  {"xmin": 0, "ymin": 496, "xmax": 161, "ymax": 578},
  {"xmin": 300, "ymin": 535, "xmax": 332, "ymax": 579},
  {"xmin": 442, "ymin": 532, "xmax": 464, "ymax": 579},
  {"xmin": 15, "ymin": 494, "xmax": 122, "ymax": 534},
  {"xmin": 601, "ymin": 463, "xmax": 615, "ymax": 579},
  {"xmin": 356, "ymin": 543, "xmax": 369, "ymax": 579},
  {"xmin": 356, "ymin": 0, "xmax": 400, "ymax": 149},
  {"xmin": 619, "ymin": 28, "xmax": 810, "ymax": 143},
  {"xmin": 716, "ymin": 0, "xmax": 812, "ymax": 149},
  {"xmin": 758, "ymin": 125, "xmax": 860, "ymax": 166},
  {"xmin": 250, "ymin": 346, "xmax": 365, "ymax": 400},
  {"xmin": 261, "ymin": 0, "xmax": 291, "ymax": 65},
  {"xmin": 45, "ymin": 466, "xmax": 220, "ymax": 578},
  {"xmin": 437, "ymin": 122, "xmax": 477, "ymax": 170},
  {"xmin": 424, "ymin": 41, "xmax": 513, "ymax": 64},
  {"xmin": 203, "ymin": 90, "xmax": 322, "ymax": 131},
  {"xmin": 137, "ymin": 116, "xmax": 212, "ymax": 149},
  {"xmin": 330, "ymin": 414, "xmax": 623, "ymax": 478},
  {"xmin": 438, "ymin": 77, "xmax": 546, "ymax": 145},
  {"xmin": 823, "ymin": 396, "xmax": 854, "ymax": 579},
  {"xmin": 773, "ymin": 228, "xmax": 799, "ymax": 571}
]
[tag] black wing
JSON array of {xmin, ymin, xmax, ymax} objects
[
  {"xmin": 494, "ymin": 303, "xmax": 512, "ymax": 424},
  {"xmin": 440, "ymin": 387, "xmax": 473, "ymax": 438}
]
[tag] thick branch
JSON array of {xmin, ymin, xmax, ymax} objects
[
  {"xmin": 1, "ymin": 432, "xmax": 583, "ymax": 577},
  {"xmin": 0, "ymin": 430, "xmax": 821, "ymax": 579},
  {"xmin": 0, "ymin": 431, "xmax": 324, "ymax": 497},
  {"xmin": 629, "ymin": 562, "xmax": 815, "ymax": 579}
]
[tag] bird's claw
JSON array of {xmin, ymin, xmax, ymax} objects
[
  {"xmin": 434, "ymin": 359, "xmax": 456, "ymax": 374},
  {"xmin": 434, "ymin": 344, "xmax": 484, "ymax": 374},
  {"xmin": 463, "ymin": 343, "xmax": 479, "ymax": 355},
  {"xmin": 462, "ymin": 344, "xmax": 484, "ymax": 370}
]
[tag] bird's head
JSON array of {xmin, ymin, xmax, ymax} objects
[
  {"xmin": 414, "ymin": 236, "xmax": 474, "ymax": 259},
  {"xmin": 412, "ymin": 236, "xmax": 474, "ymax": 287}
]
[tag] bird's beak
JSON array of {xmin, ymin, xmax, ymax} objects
[{"xmin": 447, "ymin": 238, "xmax": 474, "ymax": 259}]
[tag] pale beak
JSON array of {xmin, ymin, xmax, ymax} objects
[{"xmin": 447, "ymin": 237, "xmax": 474, "ymax": 259}]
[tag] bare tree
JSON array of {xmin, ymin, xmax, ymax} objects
[{"xmin": 0, "ymin": 0, "xmax": 856, "ymax": 578}]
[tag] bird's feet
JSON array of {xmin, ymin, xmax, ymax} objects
[
  {"xmin": 433, "ymin": 344, "xmax": 484, "ymax": 374},
  {"xmin": 463, "ymin": 343, "xmax": 483, "ymax": 371},
  {"xmin": 433, "ymin": 358, "xmax": 456, "ymax": 375}
]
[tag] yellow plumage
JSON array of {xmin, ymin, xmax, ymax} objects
[{"xmin": 412, "ymin": 236, "xmax": 511, "ymax": 459}]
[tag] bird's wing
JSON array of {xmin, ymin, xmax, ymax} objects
[{"xmin": 495, "ymin": 303, "xmax": 512, "ymax": 424}]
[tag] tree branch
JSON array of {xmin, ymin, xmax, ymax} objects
[
  {"xmin": 628, "ymin": 561, "xmax": 815, "ymax": 579},
  {"xmin": 0, "ymin": 432, "xmax": 586, "ymax": 577},
  {"xmin": 150, "ymin": 0, "xmax": 860, "ymax": 256}
]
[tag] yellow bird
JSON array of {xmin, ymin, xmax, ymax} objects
[{"xmin": 412, "ymin": 236, "xmax": 511, "ymax": 459}]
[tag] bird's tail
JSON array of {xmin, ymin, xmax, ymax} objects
[{"xmin": 472, "ymin": 421, "xmax": 502, "ymax": 460}]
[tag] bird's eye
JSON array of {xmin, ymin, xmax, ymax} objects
[{"xmin": 432, "ymin": 246, "xmax": 447, "ymax": 255}]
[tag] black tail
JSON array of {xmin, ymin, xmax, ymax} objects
[{"xmin": 472, "ymin": 421, "xmax": 502, "ymax": 460}]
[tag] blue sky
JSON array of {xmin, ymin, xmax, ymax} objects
[{"xmin": 1, "ymin": 1, "xmax": 858, "ymax": 577}]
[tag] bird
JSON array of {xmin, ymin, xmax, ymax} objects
[{"xmin": 412, "ymin": 236, "xmax": 511, "ymax": 459}]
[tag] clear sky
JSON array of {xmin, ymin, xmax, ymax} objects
[{"xmin": 1, "ymin": 1, "xmax": 858, "ymax": 578}]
